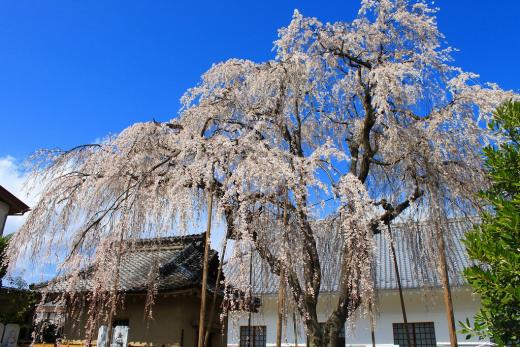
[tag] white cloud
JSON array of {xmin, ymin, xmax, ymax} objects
[
  {"xmin": 0, "ymin": 155, "xmax": 36, "ymax": 235},
  {"xmin": 0, "ymin": 155, "xmax": 51, "ymax": 284}
]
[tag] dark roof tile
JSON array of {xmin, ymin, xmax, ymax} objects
[
  {"xmin": 225, "ymin": 218, "xmax": 477, "ymax": 294},
  {"xmin": 41, "ymin": 233, "xmax": 220, "ymax": 293}
]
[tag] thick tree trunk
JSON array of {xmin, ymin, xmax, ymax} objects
[
  {"xmin": 305, "ymin": 314, "xmax": 347, "ymax": 347},
  {"xmin": 306, "ymin": 334, "xmax": 323, "ymax": 347}
]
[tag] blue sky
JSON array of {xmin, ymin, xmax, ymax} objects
[
  {"xmin": 1, "ymin": 0, "xmax": 520, "ymax": 230},
  {"xmin": 0, "ymin": 0, "xmax": 519, "ymax": 160}
]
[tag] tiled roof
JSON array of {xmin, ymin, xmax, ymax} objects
[
  {"xmin": 225, "ymin": 218, "xmax": 477, "ymax": 294},
  {"xmin": 41, "ymin": 233, "xmax": 221, "ymax": 293},
  {"xmin": 374, "ymin": 218, "xmax": 475, "ymax": 290}
]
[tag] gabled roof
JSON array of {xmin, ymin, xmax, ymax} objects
[
  {"xmin": 0, "ymin": 185, "xmax": 30, "ymax": 215},
  {"xmin": 225, "ymin": 218, "xmax": 477, "ymax": 294},
  {"xmin": 40, "ymin": 233, "xmax": 221, "ymax": 294}
]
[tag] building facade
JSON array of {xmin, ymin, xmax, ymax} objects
[
  {"xmin": 38, "ymin": 234, "xmax": 228, "ymax": 347},
  {"xmin": 0, "ymin": 184, "xmax": 29, "ymax": 237},
  {"xmin": 226, "ymin": 219, "xmax": 485, "ymax": 347}
]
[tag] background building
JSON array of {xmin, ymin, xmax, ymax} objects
[
  {"xmin": 37, "ymin": 234, "xmax": 228, "ymax": 347},
  {"xmin": 0, "ymin": 185, "xmax": 29, "ymax": 236},
  {"xmin": 226, "ymin": 219, "xmax": 484, "ymax": 347}
]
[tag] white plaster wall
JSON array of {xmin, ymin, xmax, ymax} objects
[
  {"xmin": 227, "ymin": 293, "xmax": 308, "ymax": 347},
  {"xmin": 227, "ymin": 288, "xmax": 484, "ymax": 347},
  {"xmin": 346, "ymin": 287, "xmax": 484, "ymax": 347}
]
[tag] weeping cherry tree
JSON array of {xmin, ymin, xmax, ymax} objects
[{"xmin": 5, "ymin": 0, "xmax": 517, "ymax": 346}]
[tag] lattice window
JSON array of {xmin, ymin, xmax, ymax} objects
[
  {"xmin": 239, "ymin": 325, "xmax": 266, "ymax": 347},
  {"xmin": 393, "ymin": 322, "xmax": 436, "ymax": 347}
]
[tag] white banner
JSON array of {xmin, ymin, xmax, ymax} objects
[
  {"xmin": 97, "ymin": 325, "xmax": 108, "ymax": 347},
  {"xmin": 111, "ymin": 325, "xmax": 128, "ymax": 347},
  {"xmin": 1, "ymin": 324, "xmax": 19, "ymax": 347}
]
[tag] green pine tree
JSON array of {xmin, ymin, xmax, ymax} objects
[{"xmin": 461, "ymin": 101, "xmax": 520, "ymax": 346}]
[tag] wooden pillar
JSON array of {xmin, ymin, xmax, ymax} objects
[
  {"xmin": 204, "ymin": 237, "xmax": 228, "ymax": 347},
  {"xmin": 247, "ymin": 245, "xmax": 253, "ymax": 347},
  {"xmin": 388, "ymin": 223, "xmax": 413, "ymax": 347},
  {"xmin": 277, "ymin": 193, "xmax": 289, "ymax": 347},
  {"xmin": 428, "ymin": 180, "xmax": 458, "ymax": 347},
  {"xmin": 293, "ymin": 312, "xmax": 298, "ymax": 347},
  {"xmin": 197, "ymin": 191, "xmax": 213, "ymax": 347},
  {"xmin": 369, "ymin": 301, "xmax": 376, "ymax": 347},
  {"xmin": 435, "ymin": 221, "xmax": 458, "ymax": 347},
  {"xmin": 276, "ymin": 268, "xmax": 285, "ymax": 347}
]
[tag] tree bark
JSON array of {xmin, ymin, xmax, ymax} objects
[{"xmin": 306, "ymin": 332, "xmax": 323, "ymax": 347}]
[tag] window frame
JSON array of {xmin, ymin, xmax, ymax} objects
[
  {"xmin": 239, "ymin": 325, "xmax": 267, "ymax": 347},
  {"xmin": 392, "ymin": 321, "xmax": 436, "ymax": 347}
]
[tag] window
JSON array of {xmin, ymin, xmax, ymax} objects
[
  {"xmin": 393, "ymin": 322, "xmax": 436, "ymax": 347},
  {"xmin": 239, "ymin": 326, "xmax": 266, "ymax": 347}
]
